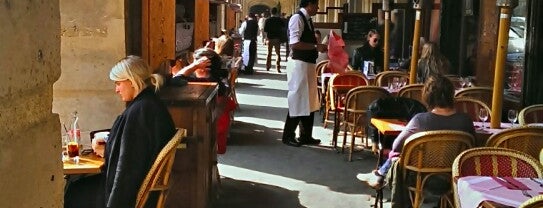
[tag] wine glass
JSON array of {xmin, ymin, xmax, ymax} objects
[
  {"xmin": 392, "ymin": 77, "xmax": 400, "ymax": 89},
  {"xmin": 460, "ymin": 77, "xmax": 467, "ymax": 88},
  {"xmin": 478, "ymin": 108, "xmax": 489, "ymax": 129},
  {"xmin": 508, "ymin": 109, "xmax": 518, "ymax": 127},
  {"xmin": 400, "ymin": 77, "xmax": 407, "ymax": 87}
]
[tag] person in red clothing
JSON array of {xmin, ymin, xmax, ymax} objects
[{"xmin": 174, "ymin": 48, "xmax": 235, "ymax": 153}]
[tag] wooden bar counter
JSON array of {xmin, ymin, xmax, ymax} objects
[{"xmin": 160, "ymin": 82, "xmax": 219, "ymax": 208}]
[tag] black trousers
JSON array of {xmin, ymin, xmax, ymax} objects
[
  {"xmin": 282, "ymin": 112, "xmax": 314, "ymax": 140},
  {"xmin": 246, "ymin": 39, "xmax": 257, "ymax": 71},
  {"xmin": 64, "ymin": 174, "xmax": 103, "ymax": 208}
]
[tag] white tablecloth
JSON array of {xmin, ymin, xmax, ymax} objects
[{"xmin": 457, "ymin": 176, "xmax": 543, "ymax": 207}]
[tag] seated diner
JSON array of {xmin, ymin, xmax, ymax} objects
[
  {"xmin": 356, "ymin": 75, "xmax": 475, "ymax": 204},
  {"xmin": 173, "ymin": 48, "xmax": 235, "ymax": 154},
  {"xmin": 64, "ymin": 55, "xmax": 176, "ymax": 207}
]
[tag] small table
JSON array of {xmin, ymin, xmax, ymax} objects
[
  {"xmin": 63, "ymin": 153, "xmax": 104, "ymax": 175},
  {"xmin": 370, "ymin": 118, "xmax": 406, "ymax": 136},
  {"xmin": 457, "ymin": 176, "xmax": 543, "ymax": 207},
  {"xmin": 473, "ymin": 122, "xmax": 512, "ymax": 146}
]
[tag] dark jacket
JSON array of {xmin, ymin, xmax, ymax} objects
[
  {"xmin": 366, "ymin": 97, "xmax": 427, "ymax": 149},
  {"xmin": 291, "ymin": 11, "xmax": 318, "ymax": 63},
  {"xmin": 103, "ymin": 87, "xmax": 176, "ymax": 208},
  {"xmin": 264, "ymin": 16, "xmax": 285, "ymax": 40},
  {"xmin": 243, "ymin": 19, "xmax": 258, "ymax": 40},
  {"xmin": 351, "ymin": 43, "xmax": 384, "ymax": 73}
]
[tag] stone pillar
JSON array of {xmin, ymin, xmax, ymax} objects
[
  {"xmin": 475, "ymin": 0, "xmax": 499, "ymax": 86},
  {"xmin": 54, "ymin": 0, "xmax": 126, "ymax": 144},
  {"xmin": 0, "ymin": 0, "xmax": 63, "ymax": 207}
]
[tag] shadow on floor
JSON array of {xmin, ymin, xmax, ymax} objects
[{"xmin": 212, "ymin": 177, "xmax": 306, "ymax": 208}]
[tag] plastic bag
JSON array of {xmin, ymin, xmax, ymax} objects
[{"xmin": 327, "ymin": 31, "xmax": 349, "ymax": 73}]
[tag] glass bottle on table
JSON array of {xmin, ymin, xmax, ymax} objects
[{"xmin": 67, "ymin": 111, "xmax": 81, "ymax": 162}]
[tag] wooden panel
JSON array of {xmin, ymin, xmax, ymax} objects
[
  {"xmin": 142, "ymin": 0, "xmax": 175, "ymax": 71},
  {"xmin": 194, "ymin": 0, "xmax": 210, "ymax": 50},
  {"xmin": 225, "ymin": 4, "xmax": 236, "ymax": 31},
  {"xmin": 160, "ymin": 83, "xmax": 218, "ymax": 208}
]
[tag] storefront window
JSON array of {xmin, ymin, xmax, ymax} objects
[{"xmin": 505, "ymin": 0, "xmax": 526, "ymax": 94}]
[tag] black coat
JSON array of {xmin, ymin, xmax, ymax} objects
[
  {"xmin": 351, "ymin": 43, "xmax": 384, "ymax": 73},
  {"xmin": 366, "ymin": 97, "xmax": 427, "ymax": 149},
  {"xmin": 102, "ymin": 87, "xmax": 176, "ymax": 208}
]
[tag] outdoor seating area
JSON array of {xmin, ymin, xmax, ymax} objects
[{"xmin": 6, "ymin": 0, "xmax": 543, "ymax": 207}]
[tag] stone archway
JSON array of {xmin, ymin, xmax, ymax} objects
[
  {"xmin": 250, "ymin": 4, "xmax": 270, "ymax": 15},
  {"xmin": 242, "ymin": 0, "xmax": 275, "ymax": 17}
]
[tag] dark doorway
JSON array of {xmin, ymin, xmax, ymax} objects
[{"xmin": 249, "ymin": 4, "xmax": 270, "ymax": 15}]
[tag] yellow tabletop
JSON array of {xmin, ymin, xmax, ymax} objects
[
  {"xmin": 370, "ymin": 118, "xmax": 407, "ymax": 136},
  {"xmin": 63, "ymin": 153, "xmax": 104, "ymax": 175}
]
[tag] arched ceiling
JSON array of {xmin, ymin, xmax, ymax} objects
[{"xmin": 240, "ymin": 0, "xmax": 298, "ymax": 17}]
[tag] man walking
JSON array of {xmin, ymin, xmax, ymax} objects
[
  {"xmin": 264, "ymin": 7, "xmax": 284, "ymax": 73},
  {"xmin": 238, "ymin": 13, "xmax": 258, "ymax": 74},
  {"xmin": 282, "ymin": 0, "xmax": 327, "ymax": 147}
]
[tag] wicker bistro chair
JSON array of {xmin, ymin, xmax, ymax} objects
[
  {"xmin": 520, "ymin": 194, "xmax": 543, "ymax": 208},
  {"xmin": 454, "ymin": 97, "xmax": 492, "ymax": 122},
  {"xmin": 519, "ymin": 104, "xmax": 543, "ymax": 125},
  {"xmin": 324, "ymin": 72, "xmax": 369, "ymax": 129},
  {"xmin": 452, "ymin": 147, "xmax": 543, "ymax": 208},
  {"xmin": 486, "ymin": 125, "xmax": 543, "ymax": 160},
  {"xmin": 316, "ymin": 60, "xmax": 330, "ymax": 106},
  {"xmin": 136, "ymin": 129, "xmax": 187, "ymax": 208},
  {"xmin": 455, "ymin": 87, "xmax": 493, "ymax": 108},
  {"xmin": 374, "ymin": 71, "xmax": 409, "ymax": 87},
  {"xmin": 398, "ymin": 84, "xmax": 425, "ymax": 107},
  {"xmin": 399, "ymin": 130, "xmax": 474, "ymax": 208},
  {"xmin": 341, "ymin": 86, "xmax": 390, "ymax": 161}
]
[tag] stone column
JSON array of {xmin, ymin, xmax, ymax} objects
[
  {"xmin": 0, "ymin": 0, "xmax": 63, "ymax": 207},
  {"xmin": 475, "ymin": 0, "xmax": 499, "ymax": 86}
]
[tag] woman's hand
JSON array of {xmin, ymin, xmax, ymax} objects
[
  {"xmin": 92, "ymin": 137, "xmax": 106, "ymax": 157},
  {"xmin": 193, "ymin": 57, "xmax": 211, "ymax": 69}
]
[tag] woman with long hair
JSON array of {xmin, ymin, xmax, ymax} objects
[{"xmin": 416, "ymin": 42, "xmax": 451, "ymax": 83}]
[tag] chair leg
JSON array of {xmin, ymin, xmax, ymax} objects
[
  {"xmin": 373, "ymin": 188, "xmax": 383, "ymax": 208},
  {"xmin": 349, "ymin": 125, "xmax": 356, "ymax": 162},
  {"xmin": 412, "ymin": 174, "xmax": 423, "ymax": 208},
  {"xmin": 342, "ymin": 123, "xmax": 348, "ymax": 153},
  {"xmin": 323, "ymin": 108, "xmax": 329, "ymax": 128}
]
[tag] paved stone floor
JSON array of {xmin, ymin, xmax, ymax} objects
[{"xmin": 212, "ymin": 39, "xmax": 438, "ymax": 208}]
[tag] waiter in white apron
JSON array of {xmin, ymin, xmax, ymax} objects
[{"xmin": 282, "ymin": 0, "xmax": 327, "ymax": 147}]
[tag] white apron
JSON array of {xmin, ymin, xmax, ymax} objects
[
  {"xmin": 242, "ymin": 40, "xmax": 252, "ymax": 67},
  {"xmin": 286, "ymin": 59, "xmax": 320, "ymax": 117}
]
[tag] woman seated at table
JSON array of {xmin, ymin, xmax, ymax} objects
[
  {"xmin": 64, "ymin": 56, "xmax": 176, "ymax": 208},
  {"xmin": 356, "ymin": 75, "xmax": 475, "ymax": 189},
  {"xmin": 173, "ymin": 48, "xmax": 235, "ymax": 154},
  {"xmin": 173, "ymin": 47, "xmax": 229, "ymax": 95}
]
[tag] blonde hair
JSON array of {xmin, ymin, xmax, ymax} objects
[
  {"xmin": 109, "ymin": 55, "xmax": 164, "ymax": 95},
  {"xmin": 418, "ymin": 42, "xmax": 450, "ymax": 77}
]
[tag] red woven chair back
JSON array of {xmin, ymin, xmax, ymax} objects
[
  {"xmin": 453, "ymin": 97, "xmax": 491, "ymax": 122},
  {"xmin": 519, "ymin": 104, "xmax": 543, "ymax": 125},
  {"xmin": 453, "ymin": 147, "xmax": 543, "ymax": 178}
]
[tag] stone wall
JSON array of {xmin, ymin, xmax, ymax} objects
[
  {"xmin": 54, "ymin": 0, "xmax": 126, "ymax": 144},
  {"xmin": 0, "ymin": 0, "xmax": 63, "ymax": 207}
]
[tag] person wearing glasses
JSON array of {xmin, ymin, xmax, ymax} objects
[{"xmin": 351, "ymin": 29, "xmax": 384, "ymax": 74}]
